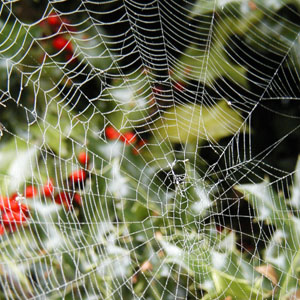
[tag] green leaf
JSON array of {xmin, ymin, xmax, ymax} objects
[
  {"xmin": 290, "ymin": 155, "xmax": 300, "ymax": 209},
  {"xmin": 150, "ymin": 100, "xmax": 246, "ymax": 144},
  {"xmin": 180, "ymin": 45, "xmax": 248, "ymax": 86},
  {"xmin": 235, "ymin": 180, "xmax": 289, "ymax": 226},
  {"xmin": 159, "ymin": 237, "xmax": 215, "ymax": 292},
  {"xmin": 176, "ymin": 6, "xmax": 263, "ymax": 86},
  {"xmin": 158, "ymin": 235, "xmax": 272, "ymax": 298},
  {"xmin": 107, "ymin": 71, "xmax": 151, "ymax": 129},
  {"xmin": 74, "ymin": 27, "xmax": 114, "ymax": 71},
  {"xmin": 0, "ymin": 139, "xmax": 38, "ymax": 192},
  {"xmin": 0, "ymin": 254, "xmax": 34, "ymax": 297},
  {"xmin": 265, "ymin": 224, "xmax": 300, "ymax": 300},
  {"xmin": 190, "ymin": 0, "xmax": 242, "ymax": 16},
  {"xmin": 236, "ymin": 166, "xmax": 300, "ymax": 299}
]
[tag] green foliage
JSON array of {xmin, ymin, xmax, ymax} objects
[
  {"xmin": 0, "ymin": 0, "xmax": 300, "ymax": 299},
  {"xmin": 150, "ymin": 100, "xmax": 246, "ymax": 144},
  {"xmin": 236, "ymin": 157, "xmax": 300, "ymax": 299},
  {"xmin": 174, "ymin": 0, "xmax": 263, "ymax": 86}
]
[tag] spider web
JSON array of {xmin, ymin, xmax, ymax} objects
[{"xmin": 0, "ymin": 0, "xmax": 300, "ymax": 299}]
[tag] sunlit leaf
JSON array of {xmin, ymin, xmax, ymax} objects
[
  {"xmin": 235, "ymin": 180, "xmax": 289, "ymax": 226},
  {"xmin": 151, "ymin": 100, "xmax": 246, "ymax": 144}
]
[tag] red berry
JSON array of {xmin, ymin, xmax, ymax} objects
[
  {"xmin": 0, "ymin": 224, "xmax": 5, "ymax": 235},
  {"xmin": 78, "ymin": 152, "xmax": 89, "ymax": 166},
  {"xmin": 38, "ymin": 20, "xmax": 46, "ymax": 28},
  {"xmin": 0, "ymin": 196, "xmax": 15, "ymax": 211},
  {"xmin": 19, "ymin": 204, "xmax": 29, "ymax": 217},
  {"xmin": 216, "ymin": 225, "xmax": 223, "ymax": 233},
  {"xmin": 55, "ymin": 192, "xmax": 69, "ymax": 204},
  {"xmin": 25, "ymin": 186, "xmax": 38, "ymax": 198},
  {"xmin": 2, "ymin": 211, "xmax": 26, "ymax": 226},
  {"xmin": 1, "ymin": 199, "xmax": 19, "ymax": 213},
  {"xmin": 121, "ymin": 132, "xmax": 137, "ymax": 145},
  {"xmin": 43, "ymin": 180, "xmax": 54, "ymax": 197},
  {"xmin": 52, "ymin": 36, "xmax": 73, "ymax": 52},
  {"xmin": 0, "ymin": 197, "xmax": 9, "ymax": 210},
  {"xmin": 69, "ymin": 170, "xmax": 87, "ymax": 182},
  {"xmin": 132, "ymin": 139, "xmax": 147, "ymax": 155},
  {"xmin": 47, "ymin": 12, "xmax": 61, "ymax": 27},
  {"xmin": 55, "ymin": 192, "xmax": 72, "ymax": 210},
  {"xmin": 174, "ymin": 81, "xmax": 184, "ymax": 91},
  {"xmin": 61, "ymin": 17, "xmax": 76, "ymax": 32},
  {"xmin": 1, "ymin": 194, "xmax": 29, "ymax": 216},
  {"xmin": 10, "ymin": 193, "xmax": 18, "ymax": 201},
  {"xmin": 138, "ymin": 139, "xmax": 147, "ymax": 147},
  {"xmin": 65, "ymin": 53, "xmax": 77, "ymax": 63},
  {"xmin": 105, "ymin": 126, "xmax": 120, "ymax": 140},
  {"xmin": 132, "ymin": 148, "xmax": 139, "ymax": 156},
  {"xmin": 73, "ymin": 193, "xmax": 81, "ymax": 205},
  {"xmin": 9, "ymin": 224, "xmax": 17, "ymax": 232}
]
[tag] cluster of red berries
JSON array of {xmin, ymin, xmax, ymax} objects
[
  {"xmin": 105, "ymin": 126, "xmax": 147, "ymax": 155},
  {"xmin": 0, "ymin": 191, "xmax": 31, "ymax": 235},
  {"xmin": 52, "ymin": 36, "xmax": 73, "ymax": 54},
  {"xmin": 54, "ymin": 151, "xmax": 89, "ymax": 210},
  {"xmin": 0, "ymin": 151, "xmax": 90, "ymax": 233},
  {"xmin": 26, "ymin": 152, "xmax": 88, "ymax": 210},
  {"xmin": 40, "ymin": 12, "xmax": 75, "ymax": 62},
  {"xmin": 105, "ymin": 126, "xmax": 137, "ymax": 145},
  {"xmin": 49, "ymin": 13, "xmax": 74, "ymax": 60},
  {"xmin": 0, "ymin": 180, "xmax": 57, "ymax": 235},
  {"xmin": 47, "ymin": 12, "xmax": 76, "ymax": 32}
]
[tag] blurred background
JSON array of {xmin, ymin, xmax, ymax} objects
[{"xmin": 0, "ymin": 0, "xmax": 300, "ymax": 299}]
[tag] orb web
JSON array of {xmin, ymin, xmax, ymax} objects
[{"xmin": 0, "ymin": 0, "xmax": 300, "ymax": 299}]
